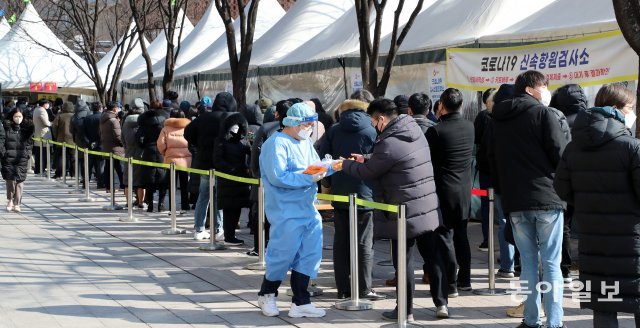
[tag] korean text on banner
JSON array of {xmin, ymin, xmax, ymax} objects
[
  {"xmin": 427, "ymin": 64, "xmax": 447, "ymax": 102},
  {"xmin": 446, "ymin": 31, "xmax": 639, "ymax": 91}
]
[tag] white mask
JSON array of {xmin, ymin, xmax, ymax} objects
[
  {"xmin": 230, "ymin": 124, "xmax": 239, "ymax": 134},
  {"xmin": 13, "ymin": 117, "xmax": 22, "ymax": 124},
  {"xmin": 297, "ymin": 127, "xmax": 312, "ymax": 140},
  {"xmin": 625, "ymin": 112, "xmax": 636, "ymax": 129},
  {"xmin": 540, "ymin": 89, "xmax": 552, "ymax": 107}
]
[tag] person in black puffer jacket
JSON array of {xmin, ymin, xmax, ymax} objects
[
  {"xmin": 83, "ymin": 102, "xmax": 105, "ymax": 188},
  {"xmin": 341, "ymin": 98, "xmax": 441, "ymax": 320},
  {"xmin": 136, "ymin": 100, "xmax": 169, "ymax": 212},
  {"xmin": 550, "ymin": 83, "xmax": 588, "ymax": 283},
  {"xmin": 554, "ymin": 84, "xmax": 640, "ymax": 327},
  {"xmin": 1, "ymin": 107, "xmax": 35, "ymax": 212},
  {"xmin": 319, "ymin": 99, "xmax": 380, "ymax": 300}
]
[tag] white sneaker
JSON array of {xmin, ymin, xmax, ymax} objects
[
  {"xmin": 193, "ymin": 231, "xmax": 210, "ymax": 240},
  {"xmin": 258, "ymin": 294, "xmax": 279, "ymax": 317},
  {"xmin": 288, "ymin": 303, "xmax": 326, "ymax": 318},
  {"xmin": 215, "ymin": 230, "xmax": 225, "ymax": 241},
  {"xmin": 6, "ymin": 200, "xmax": 12, "ymax": 211},
  {"xmin": 12, "ymin": 205, "xmax": 21, "ymax": 213}
]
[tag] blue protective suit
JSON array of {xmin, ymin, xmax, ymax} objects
[{"xmin": 259, "ymin": 131, "xmax": 332, "ymax": 281}]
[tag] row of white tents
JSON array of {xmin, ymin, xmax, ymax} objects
[{"xmin": 0, "ymin": 0, "xmax": 630, "ymax": 111}]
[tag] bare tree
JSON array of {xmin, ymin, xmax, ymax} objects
[
  {"xmin": 18, "ymin": 0, "xmax": 136, "ymax": 104},
  {"xmin": 355, "ymin": 0, "xmax": 424, "ymax": 97},
  {"xmin": 157, "ymin": 0, "xmax": 190, "ymax": 97},
  {"xmin": 215, "ymin": 0, "xmax": 260, "ymax": 107},
  {"xmin": 612, "ymin": 0, "xmax": 640, "ymax": 135},
  {"xmin": 129, "ymin": 0, "xmax": 161, "ymax": 101}
]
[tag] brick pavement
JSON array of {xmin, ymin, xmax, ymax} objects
[{"xmin": 0, "ymin": 175, "xmax": 636, "ymax": 327}]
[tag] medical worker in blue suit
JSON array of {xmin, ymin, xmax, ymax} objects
[{"xmin": 257, "ymin": 102, "xmax": 339, "ymax": 318}]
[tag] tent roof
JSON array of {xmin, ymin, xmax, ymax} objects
[
  {"xmin": 275, "ymin": 0, "xmax": 438, "ymax": 65},
  {"xmin": 147, "ymin": 3, "xmax": 226, "ymax": 78},
  {"xmin": 94, "ymin": 22, "xmax": 148, "ymax": 86},
  {"xmin": 479, "ymin": 0, "xmax": 619, "ymax": 43},
  {"xmin": 120, "ymin": 9, "xmax": 194, "ymax": 80},
  {"xmin": 213, "ymin": 0, "xmax": 353, "ymax": 70},
  {"xmin": 0, "ymin": 3, "xmax": 93, "ymax": 90},
  {"xmin": 171, "ymin": 0, "xmax": 285, "ymax": 78},
  {"xmin": 0, "ymin": 17, "xmax": 10, "ymax": 39},
  {"xmin": 375, "ymin": 0, "xmax": 555, "ymax": 54}
]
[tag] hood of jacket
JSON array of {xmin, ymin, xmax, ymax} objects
[
  {"xmin": 122, "ymin": 114, "xmax": 139, "ymax": 129},
  {"xmin": 242, "ymin": 104, "xmax": 263, "ymax": 126},
  {"xmin": 61, "ymin": 102, "xmax": 75, "ymax": 114},
  {"xmin": 338, "ymin": 108, "xmax": 371, "ymax": 133},
  {"xmin": 378, "ymin": 114, "xmax": 421, "ymax": 143},
  {"xmin": 492, "ymin": 92, "xmax": 541, "ymax": 122},
  {"xmin": 572, "ymin": 107, "xmax": 630, "ymax": 150},
  {"xmin": 214, "ymin": 92, "xmax": 237, "ymax": 112},
  {"xmin": 164, "ymin": 117, "xmax": 190, "ymax": 129},
  {"xmin": 75, "ymin": 99, "xmax": 90, "ymax": 114},
  {"xmin": 220, "ymin": 112, "xmax": 248, "ymax": 140},
  {"xmin": 100, "ymin": 111, "xmax": 117, "ymax": 124},
  {"xmin": 550, "ymin": 84, "xmax": 588, "ymax": 116},
  {"xmin": 338, "ymin": 99, "xmax": 369, "ymax": 114}
]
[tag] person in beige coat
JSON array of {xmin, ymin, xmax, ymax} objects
[
  {"xmin": 157, "ymin": 109, "xmax": 192, "ymax": 212},
  {"xmin": 52, "ymin": 102, "xmax": 75, "ymax": 178},
  {"xmin": 33, "ymin": 99, "xmax": 52, "ymax": 174}
]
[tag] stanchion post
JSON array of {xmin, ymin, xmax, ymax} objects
[
  {"xmin": 120, "ymin": 157, "xmax": 138, "ymax": 222},
  {"xmin": 69, "ymin": 145, "xmax": 81, "ymax": 193},
  {"xmin": 61, "ymin": 142, "xmax": 67, "ymax": 185},
  {"xmin": 78, "ymin": 149, "xmax": 95, "ymax": 202},
  {"xmin": 335, "ymin": 194, "xmax": 372, "ymax": 311},
  {"xmin": 38, "ymin": 139, "xmax": 43, "ymax": 177},
  {"xmin": 103, "ymin": 153, "xmax": 123, "ymax": 211},
  {"xmin": 46, "ymin": 140, "xmax": 51, "ymax": 180},
  {"xmin": 474, "ymin": 188, "xmax": 508, "ymax": 296},
  {"xmin": 200, "ymin": 170, "xmax": 226, "ymax": 251},
  {"xmin": 382, "ymin": 204, "xmax": 418, "ymax": 328},
  {"xmin": 247, "ymin": 179, "xmax": 266, "ymax": 270},
  {"xmin": 162, "ymin": 162, "xmax": 185, "ymax": 235}
]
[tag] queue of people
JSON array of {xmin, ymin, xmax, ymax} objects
[{"xmin": 0, "ymin": 71, "xmax": 638, "ymax": 327}]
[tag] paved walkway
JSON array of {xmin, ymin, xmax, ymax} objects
[{"xmin": 0, "ymin": 174, "xmax": 636, "ymax": 327}]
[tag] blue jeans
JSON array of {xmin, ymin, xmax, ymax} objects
[
  {"xmin": 510, "ymin": 210, "xmax": 564, "ymax": 328},
  {"xmin": 495, "ymin": 195, "xmax": 515, "ymax": 272},
  {"xmin": 194, "ymin": 177, "xmax": 223, "ymax": 233}
]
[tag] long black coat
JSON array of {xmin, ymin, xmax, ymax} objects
[
  {"xmin": 342, "ymin": 114, "xmax": 441, "ymax": 239},
  {"xmin": 184, "ymin": 110, "xmax": 229, "ymax": 170},
  {"xmin": 71, "ymin": 101, "xmax": 91, "ymax": 148},
  {"xmin": 554, "ymin": 108, "xmax": 640, "ymax": 314},
  {"xmin": 1, "ymin": 120, "xmax": 34, "ymax": 181},
  {"xmin": 136, "ymin": 108, "xmax": 169, "ymax": 186},
  {"xmin": 213, "ymin": 113, "xmax": 251, "ymax": 209},
  {"xmin": 426, "ymin": 112, "xmax": 474, "ymax": 226}
]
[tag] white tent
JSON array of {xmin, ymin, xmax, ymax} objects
[
  {"xmin": 157, "ymin": 0, "xmax": 285, "ymax": 78},
  {"xmin": 120, "ymin": 10, "xmax": 194, "ymax": 80},
  {"xmin": 0, "ymin": 17, "xmax": 11, "ymax": 39},
  {"xmin": 275, "ymin": 0, "xmax": 437, "ymax": 65},
  {"xmin": 146, "ymin": 3, "xmax": 226, "ymax": 78},
  {"xmin": 94, "ymin": 22, "xmax": 148, "ymax": 87},
  {"xmin": 376, "ymin": 0, "xmax": 556, "ymax": 54},
  {"xmin": 212, "ymin": 0, "xmax": 353, "ymax": 70},
  {"xmin": 0, "ymin": 3, "xmax": 93, "ymax": 90},
  {"xmin": 479, "ymin": 0, "xmax": 618, "ymax": 43}
]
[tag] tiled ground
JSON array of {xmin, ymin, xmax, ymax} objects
[{"xmin": 0, "ymin": 174, "xmax": 636, "ymax": 327}]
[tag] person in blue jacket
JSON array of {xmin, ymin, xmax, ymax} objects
[{"xmin": 257, "ymin": 102, "xmax": 338, "ymax": 318}]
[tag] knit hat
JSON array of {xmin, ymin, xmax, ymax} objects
[
  {"xmin": 258, "ymin": 97, "xmax": 273, "ymax": 110},
  {"xmin": 282, "ymin": 102, "xmax": 318, "ymax": 127},
  {"xmin": 130, "ymin": 98, "xmax": 145, "ymax": 110},
  {"xmin": 200, "ymin": 96, "xmax": 213, "ymax": 108},
  {"xmin": 162, "ymin": 99, "xmax": 173, "ymax": 108},
  {"xmin": 179, "ymin": 100, "xmax": 191, "ymax": 111}
]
